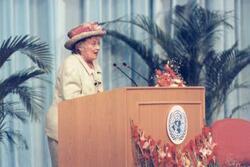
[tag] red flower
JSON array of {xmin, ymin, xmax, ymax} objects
[
  {"xmin": 131, "ymin": 122, "xmax": 218, "ymax": 166},
  {"xmin": 155, "ymin": 64, "xmax": 185, "ymax": 87},
  {"xmin": 155, "ymin": 69, "xmax": 162, "ymax": 76},
  {"xmin": 164, "ymin": 64, "xmax": 177, "ymax": 78},
  {"xmin": 202, "ymin": 126, "xmax": 211, "ymax": 137}
]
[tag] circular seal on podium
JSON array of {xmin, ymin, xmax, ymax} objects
[{"xmin": 167, "ymin": 105, "xmax": 188, "ymax": 145}]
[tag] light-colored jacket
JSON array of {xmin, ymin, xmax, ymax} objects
[{"xmin": 45, "ymin": 54, "xmax": 103, "ymax": 141}]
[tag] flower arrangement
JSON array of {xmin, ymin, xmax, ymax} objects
[
  {"xmin": 155, "ymin": 63, "xmax": 185, "ymax": 87},
  {"xmin": 130, "ymin": 121, "xmax": 218, "ymax": 167}
]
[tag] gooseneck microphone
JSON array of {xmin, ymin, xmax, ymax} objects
[
  {"xmin": 122, "ymin": 62, "xmax": 149, "ymax": 82},
  {"xmin": 113, "ymin": 63, "xmax": 138, "ymax": 86}
]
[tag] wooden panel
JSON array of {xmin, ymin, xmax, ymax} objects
[
  {"xmin": 59, "ymin": 87, "xmax": 205, "ymax": 167},
  {"xmin": 137, "ymin": 101, "xmax": 202, "ymax": 145},
  {"xmin": 126, "ymin": 87, "xmax": 205, "ymax": 126},
  {"xmin": 59, "ymin": 89, "xmax": 127, "ymax": 167},
  {"xmin": 125, "ymin": 87, "xmax": 205, "ymax": 166}
]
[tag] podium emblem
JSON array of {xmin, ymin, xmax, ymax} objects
[{"xmin": 167, "ymin": 105, "xmax": 188, "ymax": 145}]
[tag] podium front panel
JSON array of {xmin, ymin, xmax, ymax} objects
[{"xmin": 59, "ymin": 87, "xmax": 205, "ymax": 167}]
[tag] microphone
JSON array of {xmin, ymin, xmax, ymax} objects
[
  {"xmin": 113, "ymin": 63, "xmax": 138, "ymax": 86},
  {"xmin": 122, "ymin": 62, "xmax": 149, "ymax": 82}
]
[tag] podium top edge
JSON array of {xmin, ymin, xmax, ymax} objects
[{"xmin": 113, "ymin": 86, "xmax": 205, "ymax": 91}]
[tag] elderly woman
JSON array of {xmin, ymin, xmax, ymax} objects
[{"xmin": 46, "ymin": 22, "xmax": 106, "ymax": 167}]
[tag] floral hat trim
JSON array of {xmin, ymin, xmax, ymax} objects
[{"xmin": 64, "ymin": 22, "xmax": 106, "ymax": 50}]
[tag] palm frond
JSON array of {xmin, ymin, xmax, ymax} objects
[
  {"xmin": 125, "ymin": 15, "xmax": 176, "ymax": 56},
  {"xmin": 173, "ymin": 2, "xmax": 233, "ymax": 63},
  {"xmin": 218, "ymin": 46, "xmax": 250, "ymax": 96},
  {"xmin": 104, "ymin": 15, "xmax": 183, "ymax": 62},
  {"xmin": 203, "ymin": 43, "xmax": 238, "ymax": 93},
  {"xmin": 204, "ymin": 45, "xmax": 250, "ymax": 121},
  {"xmin": 0, "ymin": 111, "xmax": 6, "ymax": 127},
  {"xmin": 106, "ymin": 30, "xmax": 161, "ymax": 69},
  {"xmin": 99, "ymin": 16, "xmax": 124, "ymax": 26},
  {"xmin": 229, "ymin": 102, "xmax": 250, "ymax": 118},
  {"xmin": 11, "ymin": 86, "xmax": 45, "ymax": 121},
  {"xmin": 0, "ymin": 129, "xmax": 28, "ymax": 150},
  {"xmin": 0, "ymin": 66, "xmax": 45, "ymax": 100},
  {"xmin": 0, "ymin": 102, "xmax": 28, "ymax": 123},
  {"xmin": 0, "ymin": 35, "xmax": 53, "ymax": 72},
  {"xmin": 103, "ymin": 2, "xmax": 250, "ymax": 123},
  {"xmin": 0, "ymin": 113, "xmax": 28, "ymax": 149},
  {"xmin": 33, "ymin": 76, "xmax": 53, "ymax": 84},
  {"xmin": 227, "ymin": 81, "xmax": 250, "ymax": 95},
  {"xmin": 0, "ymin": 35, "xmax": 52, "ymax": 147},
  {"xmin": 204, "ymin": 46, "xmax": 238, "ymax": 118}
]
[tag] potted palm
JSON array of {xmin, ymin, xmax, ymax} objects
[
  {"xmin": 0, "ymin": 35, "xmax": 52, "ymax": 148},
  {"xmin": 102, "ymin": 2, "xmax": 250, "ymax": 124}
]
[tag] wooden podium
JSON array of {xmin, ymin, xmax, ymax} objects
[{"xmin": 59, "ymin": 87, "xmax": 205, "ymax": 167}]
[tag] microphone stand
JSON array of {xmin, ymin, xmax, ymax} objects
[
  {"xmin": 113, "ymin": 63, "xmax": 138, "ymax": 86},
  {"xmin": 122, "ymin": 62, "xmax": 149, "ymax": 82}
]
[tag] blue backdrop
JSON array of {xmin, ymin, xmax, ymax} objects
[{"xmin": 0, "ymin": 0, "xmax": 250, "ymax": 166}]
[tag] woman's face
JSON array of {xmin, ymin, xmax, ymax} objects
[{"xmin": 76, "ymin": 36, "xmax": 101, "ymax": 63}]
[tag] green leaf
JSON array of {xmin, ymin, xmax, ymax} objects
[
  {"xmin": 0, "ymin": 35, "xmax": 53, "ymax": 72},
  {"xmin": 0, "ymin": 66, "xmax": 45, "ymax": 100},
  {"xmin": 0, "ymin": 101, "xmax": 28, "ymax": 123},
  {"xmin": 0, "ymin": 129, "xmax": 28, "ymax": 150},
  {"xmin": 106, "ymin": 30, "xmax": 161, "ymax": 69},
  {"xmin": 103, "ymin": 2, "xmax": 250, "ymax": 123}
]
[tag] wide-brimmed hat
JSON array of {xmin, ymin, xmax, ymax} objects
[{"xmin": 64, "ymin": 22, "xmax": 106, "ymax": 50}]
